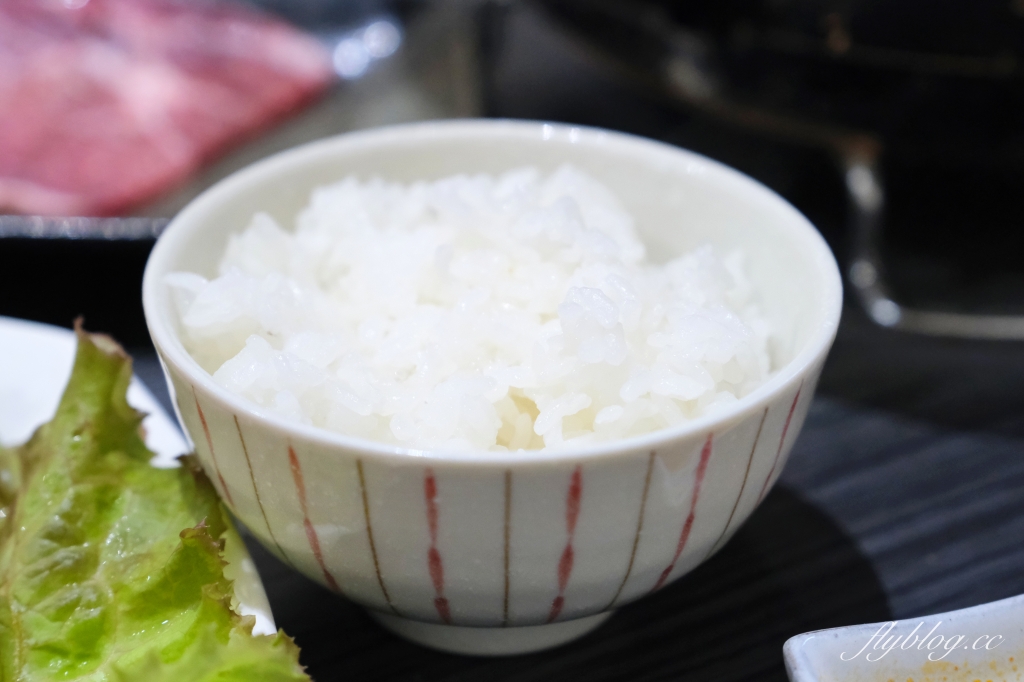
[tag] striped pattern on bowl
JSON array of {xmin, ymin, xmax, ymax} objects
[{"xmin": 167, "ymin": 362, "xmax": 817, "ymax": 627}]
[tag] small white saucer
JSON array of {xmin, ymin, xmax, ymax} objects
[{"xmin": 784, "ymin": 594, "xmax": 1024, "ymax": 681}]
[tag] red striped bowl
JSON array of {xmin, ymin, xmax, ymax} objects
[{"xmin": 142, "ymin": 120, "xmax": 842, "ymax": 655}]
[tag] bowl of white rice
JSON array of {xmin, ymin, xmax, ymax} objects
[{"xmin": 143, "ymin": 119, "xmax": 842, "ymax": 655}]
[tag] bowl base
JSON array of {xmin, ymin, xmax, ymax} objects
[{"xmin": 368, "ymin": 610, "xmax": 612, "ymax": 655}]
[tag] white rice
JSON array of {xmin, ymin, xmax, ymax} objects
[{"xmin": 168, "ymin": 165, "xmax": 772, "ymax": 452}]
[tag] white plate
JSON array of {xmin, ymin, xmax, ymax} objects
[
  {"xmin": 0, "ymin": 315, "xmax": 276, "ymax": 635},
  {"xmin": 784, "ymin": 594, "xmax": 1024, "ymax": 681}
]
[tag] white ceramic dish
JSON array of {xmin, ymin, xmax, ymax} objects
[
  {"xmin": 785, "ymin": 595, "xmax": 1024, "ymax": 682},
  {"xmin": 143, "ymin": 119, "xmax": 843, "ymax": 655},
  {"xmin": 0, "ymin": 315, "xmax": 276, "ymax": 636}
]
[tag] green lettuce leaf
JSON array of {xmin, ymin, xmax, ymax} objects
[{"xmin": 0, "ymin": 325, "xmax": 310, "ymax": 682}]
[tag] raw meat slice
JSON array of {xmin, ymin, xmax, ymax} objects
[{"xmin": 0, "ymin": 0, "xmax": 334, "ymax": 216}]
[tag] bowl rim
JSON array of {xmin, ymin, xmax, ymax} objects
[{"xmin": 143, "ymin": 118, "xmax": 842, "ymax": 466}]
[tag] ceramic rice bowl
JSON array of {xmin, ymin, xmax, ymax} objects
[{"xmin": 142, "ymin": 120, "xmax": 842, "ymax": 655}]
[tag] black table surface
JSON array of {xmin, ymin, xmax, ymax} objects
[{"xmin": 120, "ymin": 302, "xmax": 1024, "ymax": 682}]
